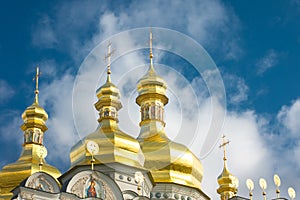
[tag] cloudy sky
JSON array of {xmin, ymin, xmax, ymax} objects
[{"xmin": 1, "ymin": 0, "xmax": 300, "ymax": 199}]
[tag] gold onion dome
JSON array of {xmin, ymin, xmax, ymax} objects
[
  {"xmin": 136, "ymin": 57, "xmax": 168, "ymax": 107},
  {"xmin": 70, "ymin": 44, "xmax": 144, "ymax": 169},
  {"xmin": 20, "ymin": 90, "xmax": 48, "ymax": 132},
  {"xmin": 0, "ymin": 67, "xmax": 61, "ymax": 200},
  {"xmin": 217, "ymin": 164, "xmax": 238, "ymax": 200},
  {"xmin": 136, "ymin": 32, "xmax": 203, "ymax": 189},
  {"xmin": 217, "ymin": 136, "xmax": 238, "ymax": 200}
]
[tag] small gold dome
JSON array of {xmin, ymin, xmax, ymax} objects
[
  {"xmin": 96, "ymin": 80, "xmax": 120, "ymax": 99},
  {"xmin": 217, "ymin": 165, "xmax": 238, "ymax": 199},
  {"xmin": 217, "ymin": 136, "xmax": 238, "ymax": 199},
  {"xmin": 94, "ymin": 78, "xmax": 122, "ymax": 121},
  {"xmin": 20, "ymin": 101, "xmax": 48, "ymax": 132},
  {"xmin": 20, "ymin": 68, "xmax": 48, "ymax": 132},
  {"xmin": 136, "ymin": 69, "xmax": 168, "ymax": 107}
]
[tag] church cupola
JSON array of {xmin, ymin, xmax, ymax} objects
[
  {"xmin": 70, "ymin": 43, "xmax": 144, "ymax": 169},
  {"xmin": 136, "ymin": 32, "xmax": 203, "ymax": 190},
  {"xmin": 136, "ymin": 31, "xmax": 168, "ymax": 139},
  {"xmin": 21, "ymin": 67, "xmax": 48, "ymax": 145},
  {"xmin": 0, "ymin": 67, "xmax": 61, "ymax": 200},
  {"xmin": 94, "ymin": 44, "xmax": 122, "ymax": 125},
  {"xmin": 217, "ymin": 135, "xmax": 239, "ymax": 200}
]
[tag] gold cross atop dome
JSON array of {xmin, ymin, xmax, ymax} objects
[
  {"xmin": 149, "ymin": 29, "xmax": 153, "ymax": 59},
  {"xmin": 219, "ymin": 135, "xmax": 230, "ymax": 163},
  {"xmin": 33, "ymin": 66, "xmax": 41, "ymax": 104},
  {"xmin": 149, "ymin": 29, "xmax": 155, "ymax": 72},
  {"xmin": 217, "ymin": 135, "xmax": 238, "ymax": 200},
  {"xmin": 104, "ymin": 41, "xmax": 115, "ymax": 82}
]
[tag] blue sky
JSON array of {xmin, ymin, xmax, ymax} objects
[{"xmin": 1, "ymin": 0, "xmax": 300, "ymax": 199}]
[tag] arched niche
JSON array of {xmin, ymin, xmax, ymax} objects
[{"xmin": 66, "ymin": 170, "xmax": 123, "ymax": 199}]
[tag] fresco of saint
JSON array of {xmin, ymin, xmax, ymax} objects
[{"xmin": 86, "ymin": 180, "xmax": 97, "ymax": 197}]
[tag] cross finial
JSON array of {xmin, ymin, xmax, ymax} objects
[
  {"xmin": 149, "ymin": 29, "xmax": 153, "ymax": 59},
  {"xmin": 148, "ymin": 28, "xmax": 155, "ymax": 73},
  {"xmin": 33, "ymin": 67, "xmax": 41, "ymax": 104},
  {"xmin": 104, "ymin": 41, "xmax": 115, "ymax": 82},
  {"xmin": 219, "ymin": 135, "xmax": 230, "ymax": 164}
]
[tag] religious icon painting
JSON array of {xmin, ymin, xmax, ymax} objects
[
  {"xmin": 25, "ymin": 172, "xmax": 60, "ymax": 193},
  {"xmin": 67, "ymin": 171, "xmax": 120, "ymax": 199},
  {"xmin": 104, "ymin": 108, "xmax": 109, "ymax": 117},
  {"xmin": 84, "ymin": 177, "xmax": 105, "ymax": 198},
  {"xmin": 35, "ymin": 181, "xmax": 46, "ymax": 191}
]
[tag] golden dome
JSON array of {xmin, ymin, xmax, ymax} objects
[
  {"xmin": 70, "ymin": 44, "xmax": 144, "ymax": 169},
  {"xmin": 0, "ymin": 67, "xmax": 61, "ymax": 200},
  {"xmin": 94, "ymin": 74, "xmax": 122, "ymax": 123},
  {"xmin": 136, "ymin": 32, "xmax": 203, "ymax": 190},
  {"xmin": 20, "ymin": 100, "xmax": 48, "ymax": 132},
  {"xmin": 136, "ymin": 33, "xmax": 168, "ymax": 107},
  {"xmin": 21, "ymin": 68, "xmax": 48, "ymax": 132},
  {"xmin": 217, "ymin": 136, "xmax": 238, "ymax": 199},
  {"xmin": 217, "ymin": 165, "xmax": 238, "ymax": 199},
  {"xmin": 0, "ymin": 144, "xmax": 61, "ymax": 199},
  {"xmin": 139, "ymin": 135, "xmax": 203, "ymax": 189},
  {"xmin": 136, "ymin": 65, "xmax": 168, "ymax": 107},
  {"xmin": 70, "ymin": 124, "xmax": 144, "ymax": 168}
]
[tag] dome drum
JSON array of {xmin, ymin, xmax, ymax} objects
[{"xmin": 136, "ymin": 93, "xmax": 168, "ymax": 106}]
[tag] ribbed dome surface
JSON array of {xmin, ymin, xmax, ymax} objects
[{"xmin": 139, "ymin": 134, "xmax": 203, "ymax": 189}]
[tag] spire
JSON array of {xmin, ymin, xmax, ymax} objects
[
  {"xmin": 149, "ymin": 29, "xmax": 155, "ymax": 73},
  {"xmin": 217, "ymin": 135, "xmax": 238, "ymax": 200},
  {"xmin": 104, "ymin": 41, "xmax": 114, "ymax": 83},
  {"xmin": 219, "ymin": 135, "xmax": 230, "ymax": 169},
  {"xmin": 136, "ymin": 31, "xmax": 168, "ymax": 135},
  {"xmin": 21, "ymin": 67, "xmax": 48, "ymax": 138},
  {"xmin": 33, "ymin": 66, "xmax": 40, "ymax": 104},
  {"xmin": 95, "ymin": 42, "xmax": 122, "ymax": 123}
]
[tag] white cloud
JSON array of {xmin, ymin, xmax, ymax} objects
[
  {"xmin": 276, "ymin": 99, "xmax": 300, "ymax": 175},
  {"xmin": 32, "ymin": 15, "xmax": 58, "ymax": 48},
  {"xmin": 294, "ymin": 142, "xmax": 300, "ymax": 169},
  {"xmin": 0, "ymin": 109, "xmax": 24, "ymax": 169},
  {"xmin": 256, "ymin": 49, "xmax": 279, "ymax": 75},
  {"xmin": 0, "ymin": 80, "xmax": 15, "ymax": 104},
  {"xmin": 0, "ymin": 109, "xmax": 22, "ymax": 143},
  {"xmin": 224, "ymin": 73, "xmax": 249, "ymax": 105},
  {"xmin": 37, "ymin": 59, "xmax": 59, "ymax": 77},
  {"xmin": 31, "ymin": 0, "xmax": 242, "ymax": 63},
  {"xmin": 277, "ymin": 99, "xmax": 300, "ymax": 136},
  {"xmin": 39, "ymin": 70, "xmax": 79, "ymax": 168}
]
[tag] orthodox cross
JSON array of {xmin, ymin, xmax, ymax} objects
[
  {"xmin": 104, "ymin": 41, "xmax": 115, "ymax": 75},
  {"xmin": 219, "ymin": 135, "xmax": 230, "ymax": 162},
  {"xmin": 33, "ymin": 67, "xmax": 41, "ymax": 103},
  {"xmin": 149, "ymin": 29, "xmax": 153, "ymax": 59},
  {"xmin": 148, "ymin": 29, "xmax": 156, "ymax": 73}
]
